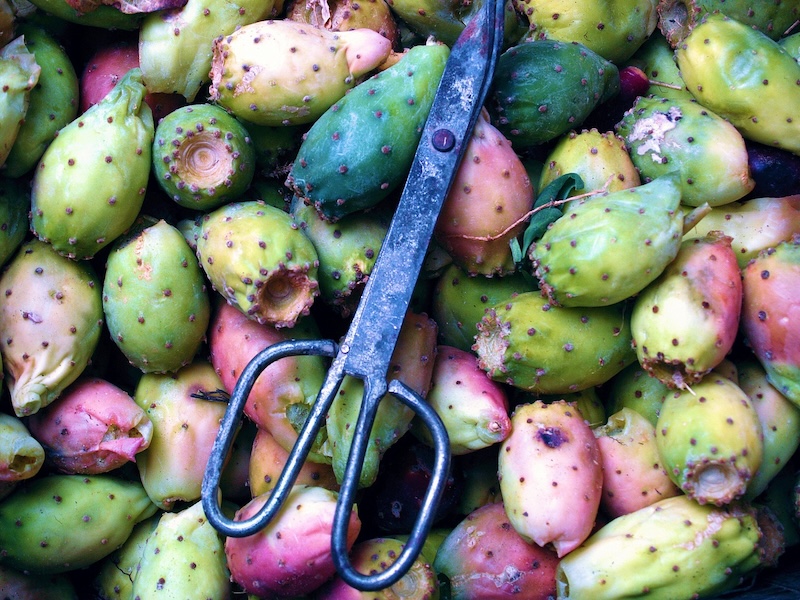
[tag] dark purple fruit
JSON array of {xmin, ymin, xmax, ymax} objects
[
  {"xmin": 582, "ymin": 66, "xmax": 650, "ymax": 133},
  {"xmin": 745, "ymin": 140, "xmax": 800, "ymax": 199}
]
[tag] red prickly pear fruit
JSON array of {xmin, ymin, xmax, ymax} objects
[
  {"xmin": 225, "ymin": 485, "xmax": 361, "ymax": 597},
  {"xmin": 433, "ymin": 501, "xmax": 560, "ymax": 600},
  {"xmin": 26, "ymin": 376, "xmax": 153, "ymax": 475},
  {"xmin": 208, "ymin": 300, "xmax": 330, "ymax": 464},
  {"xmin": 434, "ymin": 109, "xmax": 535, "ymax": 276},
  {"xmin": 499, "ymin": 400, "xmax": 603, "ymax": 557},
  {"xmin": 740, "ymin": 235, "xmax": 800, "ymax": 406},
  {"xmin": 593, "ymin": 407, "xmax": 681, "ymax": 518}
]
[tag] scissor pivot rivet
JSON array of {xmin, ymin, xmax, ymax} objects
[{"xmin": 431, "ymin": 128, "xmax": 456, "ymax": 152}]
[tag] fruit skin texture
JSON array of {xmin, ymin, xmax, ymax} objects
[
  {"xmin": 0, "ymin": 176, "xmax": 29, "ymax": 267},
  {"xmin": 631, "ymin": 231, "xmax": 742, "ymax": 389},
  {"xmin": 103, "ymin": 217, "xmax": 211, "ymax": 374},
  {"xmin": 286, "ymin": 41, "xmax": 450, "ymax": 221},
  {"xmin": 0, "ymin": 239, "xmax": 104, "ymax": 417},
  {"xmin": 474, "ymin": 291, "xmax": 636, "ymax": 394},
  {"xmin": 740, "ymin": 235, "xmax": 800, "ymax": 405},
  {"xmin": 555, "ymin": 495, "xmax": 766, "ymax": 599},
  {"xmin": 0, "ymin": 473, "xmax": 158, "ymax": 574},
  {"xmin": 30, "ymin": 67, "xmax": 154, "ymax": 260},
  {"xmin": 209, "ymin": 19, "xmax": 392, "ymax": 126},
  {"xmin": 675, "ymin": 14, "xmax": 800, "ymax": 157},
  {"xmin": 655, "ymin": 374, "xmax": 764, "ymax": 506},
  {"xmin": 0, "ymin": 412, "xmax": 45, "ymax": 483},
  {"xmin": 0, "ymin": 36, "xmax": 40, "ymax": 168},
  {"xmin": 224, "ymin": 485, "xmax": 361, "ymax": 598},
  {"xmin": 433, "ymin": 501, "xmax": 560, "ymax": 600},
  {"xmin": 499, "ymin": 400, "xmax": 603, "ymax": 557}
]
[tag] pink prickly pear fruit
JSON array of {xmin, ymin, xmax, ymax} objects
[
  {"xmin": 740, "ymin": 235, "xmax": 800, "ymax": 405},
  {"xmin": 249, "ymin": 425, "xmax": 338, "ymax": 498},
  {"xmin": 593, "ymin": 407, "xmax": 681, "ymax": 519},
  {"xmin": 631, "ymin": 231, "xmax": 742, "ymax": 390},
  {"xmin": 434, "ymin": 109, "xmax": 535, "ymax": 276},
  {"xmin": 208, "ymin": 300, "xmax": 330, "ymax": 464},
  {"xmin": 26, "ymin": 376, "xmax": 153, "ymax": 475},
  {"xmin": 433, "ymin": 502, "xmax": 560, "ymax": 600},
  {"xmin": 411, "ymin": 345, "xmax": 511, "ymax": 455},
  {"xmin": 0, "ymin": 412, "xmax": 44, "ymax": 483},
  {"xmin": 225, "ymin": 484, "xmax": 361, "ymax": 597},
  {"xmin": 498, "ymin": 400, "xmax": 603, "ymax": 557}
]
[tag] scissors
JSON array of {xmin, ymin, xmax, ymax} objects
[{"xmin": 202, "ymin": 0, "xmax": 506, "ymax": 590}]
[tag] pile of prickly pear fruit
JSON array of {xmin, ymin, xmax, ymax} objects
[{"xmin": 2, "ymin": 0, "xmax": 800, "ymax": 596}]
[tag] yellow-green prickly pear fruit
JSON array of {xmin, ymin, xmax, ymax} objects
[
  {"xmin": 0, "ymin": 412, "xmax": 45, "ymax": 484},
  {"xmin": 30, "ymin": 67, "xmax": 153, "ymax": 260},
  {"xmin": 656, "ymin": 374, "xmax": 764, "ymax": 506},
  {"xmin": 604, "ymin": 362, "xmax": 670, "ymax": 426},
  {"xmin": 209, "ymin": 20, "xmax": 392, "ymax": 127},
  {"xmin": 0, "ymin": 239, "xmax": 104, "ymax": 417},
  {"xmin": 0, "ymin": 36, "xmax": 40, "ymax": 167},
  {"xmin": 675, "ymin": 13, "xmax": 800, "ymax": 156},
  {"xmin": 624, "ymin": 29, "xmax": 694, "ymax": 101},
  {"xmin": 555, "ymin": 495, "xmax": 768, "ymax": 599}
]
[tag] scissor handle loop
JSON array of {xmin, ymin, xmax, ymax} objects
[
  {"xmin": 331, "ymin": 378, "xmax": 451, "ymax": 591},
  {"xmin": 202, "ymin": 337, "xmax": 338, "ymax": 538}
]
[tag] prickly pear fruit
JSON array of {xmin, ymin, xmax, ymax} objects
[
  {"xmin": 740, "ymin": 235, "xmax": 800, "ymax": 405},
  {"xmin": 655, "ymin": 374, "xmax": 764, "ymax": 505},
  {"xmin": 0, "ymin": 36, "xmax": 40, "ymax": 167},
  {"xmin": 675, "ymin": 14, "xmax": 800, "ymax": 156},
  {"xmin": 411, "ymin": 345, "xmax": 511, "ymax": 455},
  {"xmin": 209, "ymin": 19, "xmax": 391, "ymax": 126},
  {"xmin": 529, "ymin": 173, "xmax": 684, "ymax": 307},
  {"xmin": 190, "ymin": 200, "xmax": 320, "ymax": 328},
  {"xmin": 474, "ymin": 291, "xmax": 635, "ymax": 394},
  {"xmin": 616, "ymin": 95, "xmax": 755, "ymax": 206},
  {"xmin": 0, "ymin": 473, "xmax": 158, "ymax": 574},
  {"xmin": 604, "ymin": 362, "xmax": 670, "ymax": 426},
  {"xmin": 26, "ymin": 376, "xmax": 153, "ymax": 475},
  {"xmin": 594, "ymin": 407, "xmax": 680, "ymax": 518},
  {"xmin": 131, "ymin": 500, "xmax": 230, "ymax": 599},
  {"xmin": 30, "ymin": 67, "xmax": 153, "ymax": 260},
  {"xmin": 152, "ymin": 103, "xmax": 256, "ymax": 211},
  {"xmin": 133, "ymin": 360, "xmax": 230, "ymax": 510},
  {"xmin": 0, "ymin": 563, "xmax": 79, "ymax": 598},
  {"xmin": 0, "ymin": 176, "xmax": 28, "ymax": 267},
  {"xmin": 225, "ymin": 485, "xmax": 361, "ymax": 597},
  {"xmin": 285, "ymin": 0, "xmax": 401, "ymax": 48},
  {"xmin": 286, "ymin": 40, "xmax": 449, "ymax": 221},
  {"xmin": 499, "ymin": 400, "xmax": 603, "ymax": 556},
  {"xmin": 139, "ymin": 0, "xmax": 280, "ymax": 101},
  {"xmin": 555, "ymin": 495, "xmax": 767, "ymax": 599},
  {"xmin": 453, "ymin": 445, "xmax": 501, "ymax": 516},
  {"xmin": 0, "ymin": 239, "xmax": 104, "ymax": 417},
  {"xmin": 625, "ymin": 29, "xmax": 693, "ymax": 100},
  {"xmin": 103, "ymin": 216, "xmax": 211, "ymax": 374},
  {"xmin": 433, "ymin": 501, "xmax": 560, "ymax": 600},
  {"xmin": 488, "ymin": 40, "xmax": 620, "ymax": 149},
  {"xmin": 631, "ymin": 231, "xmax": 742, "ymax": 389},
  {"xmin": 0, "ymin": 412, "xmax": 44, "ymax": 483}
]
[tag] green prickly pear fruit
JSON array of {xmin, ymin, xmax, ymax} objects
[
  {"xmin": 0, "ymin": 563, "xmax": 79, "ymax": 598},
  {"xmin": 131, "ymin": 500, "xmax": 230, "ymax": 599},
  {"xmin": 737, "ymin": 359, "xmax": 800, "ymax": 501},
  {"xmin": 514, "ymin": 0, "xmax": 659, "ymax": 63},
  {"xmin": 3, "ymin": 24, "xmax": 78, "ymax": 178},
  {"xmin": 286, "ymin": 40, "xmax": 449, "ymax": 221},
  {"xmin": 675, "ymin": 14, "xmax": 800, "ymax": 156},
  {"xmin": 0, "ymin": 36, "xmax": 40, "ymax": 167},
  {"xmin": 631, "ymin": 231, "xmax": 742, "ymax": 389},
  {"xmin": 138, "ymin": 0, "xmax": 281, "ymax": 101},
  {"xmin": 624, "ymin": 29, "xmax": 693, "ymax": 100},
  {"xmin": 655, "ymin": 374, "xmax": 764, "ymax": 505},
  {"xmin": 529, "ymin": 174, "xmax": 684, "ymax": 308},
  {"xmin": 434, "ymin": 109, "xmax": 535, "ymax": 277},
  {"xmin": 0, "ymin": 473, "xmax": 158, "ymax": 574},
  {"xmin": 455, "ymin": 445, "xmax": 502, "ymax": 516},
  {"xmin": 555, "ymin": 495, "xmax": 768, "ymax": 599},
  {"xmin": 682, "ymin": 195, "xmax": 800, "ymax": 268},
  {"xmin": 191, "ymin": 200, "xmax": 320, "ymax": 328},
  {"xmin": 781, "ymin": 30, "xmax": 800, "ymax": 62},
  {"xmin": 30, "ymin": 67, "xmax": 153, "ymax": 260},
  {"xmin": 133, "ymin": 360, "xmax": 231, "ymax": 510},
  {"xmin": 499, "ymin": 400, "xmax": 603, "ymax": 556},
  {"xmin": 152, "ymin": 103, "xmax": 256, "ymax": 211},
  {"xmin": 431, "ymin": 263, "xmax": 532, "ymax": 352},
  {"xmin": 0, "ymin": 239, "xmax": 104, "ymax": 417},
  {"xmin": 103, "ymin": 216, "xmax": 211, "ymax": 374},
  {"xmin": 23, "ymin": 0, "xmax": 143, "ymax": 30},
  {"xmin": 740, "ymin": 235, "xmax": 800, "ymax": 405},
  {"xmin": 604, "ymin": 362, "xmax": 670, "ymax": 426},
  {"xmin": 474, "ymin": 291, "xmax": 635, "ymax": 394},
  {"xmin": 209, "ymin": 19, "xmax": 392, "ymax": 126},
  {"xmin": 488, "ymin": 40, "xmax": 620, "ymax": 149},
  {"xmin": 0, "ymin": 412, "xmax": 45, "ymax": 483},
  {"xmin": 0, "ymin": 175, "xmax": 29, "ymax": 267},
  {"xmin": 616, "ymin": 95, "xmax": 755, "ymax": 206}
]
